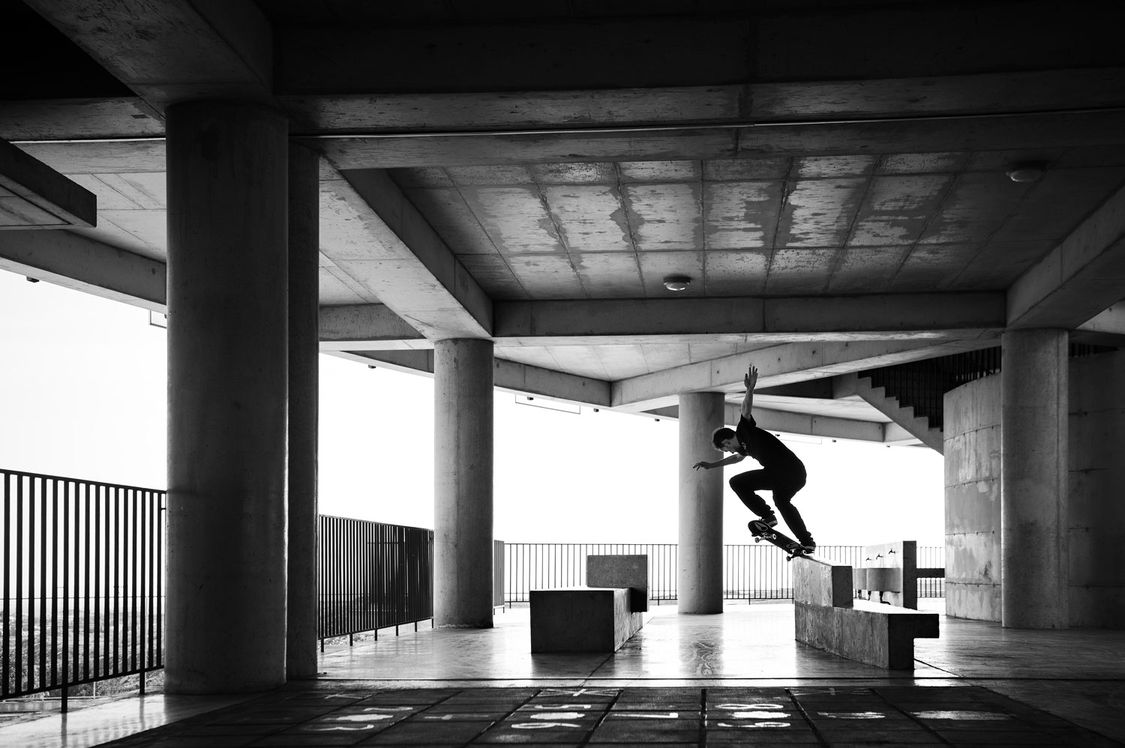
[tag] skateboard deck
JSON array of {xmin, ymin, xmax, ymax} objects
[{"xmin": 748, "ymin": 520, "xmax": 811, "ymax": 561}]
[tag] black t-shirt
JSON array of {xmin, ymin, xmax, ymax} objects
[{"xmin": 735, "ymin": 414, "xmax": 804, "ymax": 470}]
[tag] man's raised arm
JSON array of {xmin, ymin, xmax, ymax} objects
[{"xmin": 741, "ymin": 364, "xmax": 758, "ymax": 419}]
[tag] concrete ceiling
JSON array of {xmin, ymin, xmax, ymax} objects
[{"xmin": 2, "ymin": 0, "xmax": 1125, "ymax": 445}]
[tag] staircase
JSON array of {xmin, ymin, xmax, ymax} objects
[
  {"xmin": 835, "ymin": 372, "xmax": 945, "ymax": 454},
  {"xmin": 839, "ymin": 345, "xmax": 1111, "ymax": 455}
]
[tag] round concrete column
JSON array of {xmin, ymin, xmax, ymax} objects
[
  {"xmin": 1001, "ymin": 328, "xmax": 1068, "ymax": 629},
  {"xmin": 287, "ymin": 143, "xmax": 320, "ymax": 679},
  {"xmin": 166, "ymin": 101, "xmax": 289, "ymax": 692},
  {"xmin": 678, "ymin": 392, "xmax": 725, "ymax": 613},
  {"xmin": 434, "ymin": 338, "xmax": 495, "ymax": 628}
]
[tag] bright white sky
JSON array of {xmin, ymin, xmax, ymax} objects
[{"xmin": 0, "ymin": 267, "xmax": 944, "ymax": 547}]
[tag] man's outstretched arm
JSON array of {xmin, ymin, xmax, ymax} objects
[
  {"xmin": 693, "ymin": 453, "xmax": 745, "ymax": 471},
  {"xmin": 741, "ymin": 364, "xmax": 758, "ymax": 419}
]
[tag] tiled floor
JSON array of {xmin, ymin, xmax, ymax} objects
[
  {"xmin": 2, "ymin": 600, "xmax": 1124, "ymax": 746},
  {"xmin": 94, "ymin": 683, "xmax": 1120, "ymax": 746}
]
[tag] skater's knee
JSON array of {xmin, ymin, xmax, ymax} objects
[{"xmin": 774, "ymin": 489, "xmax": 798, "ymax": 507}]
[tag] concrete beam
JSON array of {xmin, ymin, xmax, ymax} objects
[
  {"xmin": 23, "ymin": 0, "xmax": 273, "ymax": 108},
  {"xmin": 612, "ymin": 337, "xmax": 998, "ymax": 411},
  {"xmin": 1078, "ymin": 302, "xmax": 1125, "ymax": 335},
  {"xmin": 1073, "ymin": 302, "xmax": 1125, "ymax": 347},
  {"xmin": 318, "ymin": 303, "xmax": 423, "ymax": 348},
  {"xmin": 319, "ymin": 166, "xmax": 492, "ymax": 340},
  {"xmin": 647, "ymin": 403, "xmax": 895, "ymax": 445},
  {"xmin": 1008, "ymin": 183, "xmax": 1125, "ymax": 329},
  {"xmin": 1, "ymin": 139, "xmax": 96, "ymax": 229},
  {"xmin": 15, "ymin": 141, "xmax": 167, "ymax": 177},
  {"xmin": 0, "ymin": 98, "xmax": 163, "ymax": 143},
  {"xmin": 278, "ymin": 66, "xmax": 1125, "ymax": 137},
  {"xmin": 0, "ymin": 228, "xmax": 164, "ymax": 310},
  {"xmin": 756, "ymin": 380, "xmax": 837, "ymax": 399},
  {"xmin": 310, "ymin": 109, "xmax": 1125, "ymax": 169},
  {"xmin": 495, "ymin": 294, "xmax": 1004, "ymax": 341},
  {"xmin": 744, "ymin": 407, "xmax": 887, "ymax": 444},
  {"xmin": 339, "ymin": 350, "xmax": 613, "ymax": 408}
]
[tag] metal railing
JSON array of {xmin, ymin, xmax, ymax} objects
[
  {"xmin": 504, "ymin": 542, "xmax": 944, "ymax": 603},
  {"xmin": 1, "ymin": 470, "xmax": 164, "ymax": 707},
  {"xmin": 0, "ymin": 464, "xmax": 945, "ymax": 703},
  {"xmin": 318, "ymin": 515, "xmax": 434, "ymax": 641}
]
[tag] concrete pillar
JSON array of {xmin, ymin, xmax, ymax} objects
[
  {"xmin": 678, "ymin": 392, "xmax": 725, "ymax": 613},
  {"xmin": 287, "ymin": 143, "xmax": 320, "ymax": 679},
  {"xmin": 434, "ymin": 338, "xmax": 494, "ymax": 627},
  {"xmin": 1001, "ymin": 329, "xmax": 1068, "ymax": 629},
  {"xmin": 165, "ymin": 101, "xmax": 289, "ymax": 692}
]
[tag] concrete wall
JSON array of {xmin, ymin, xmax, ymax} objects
[
  {"xmin": 944, "ymin": 351, "xmax": 1125, "ymax": 628},
  {"xmin": 943, "ymin": 374, "xmax": 1002, "ymax": 621},
  {"xmin": 1069, "ymin": 351, "xmax": 1125, "ymax": 627}
]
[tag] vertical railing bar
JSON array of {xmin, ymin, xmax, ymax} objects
[
  {"xmin": 82, "ymin": 482, "xmax": 90, "ymax": 682},
  {"xmin": 142, "ymin": 490, "xmax": 151, "ymax": 684},
  {"xmin": 28, "ymin": 475, "xmax": 38, "ymax": 693},
  {"xmin": 133, "ymin": 489, "xmax": 141, "ymax": 692},
  {"xmin": 92, "ymin": 483, "xmax": 101, "ymax": 681},
  {"xmin": 156, "ymin": 492, "xmax": 164, "ymax": 668},
  {"xmin": 111, "ymin": 486, "xmax": 120, "ymax": 679},
  {"xmin": 51, "ymin": 478, "xmax": 59, "ymax": 691},
  {"xmin": 16, "ymin": 475, "xmax": 25, "ymax": 695},
  {"xmin": 38, "ymin": 477, "xmax": 48, "ymax": 691},
  {"xmin": 2, "ymin": 472, "xmax": 10, "ymax": 700},
  {"xmin": 61, "ymin": 480, "xmax": 71, "ymax": 712}
]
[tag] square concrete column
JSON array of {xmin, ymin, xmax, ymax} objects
[
  {"xmin": 434, "ymin": 338, "xmax": 494, "ymax": 627},
  {"xmin": 287, "ymin": 143, "xmax": 320, "ymax": 679},
  {"xmin": 1001, "ymin": 329, "xmax": 1068, "ymax": 629},
  {"xmin": 166, "ymin": 101, "xmax": 289, "ymax": 692},
  {"xmin": 678, "ymin": 392, "xmax": 725, "ymax": 613}
]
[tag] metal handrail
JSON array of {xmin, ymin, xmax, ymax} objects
[
  {"xmin": 1, "ymin": 469, "xmax": 164, "ymax": 709},
  {"xmin": 504, "ymin": 542, "xmax": 944, "ymax": 603}
]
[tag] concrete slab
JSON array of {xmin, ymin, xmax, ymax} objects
[
  {"xmin": 587, "ymin": 554, "xmax": 649, "ymax": 612},
  {"xmin": 794, "ymin": 600, "xmax": 940, "ymax": 670},
  {"xmin": 529, "ymin": 587, "xmax": 644, "ymax": 653}
]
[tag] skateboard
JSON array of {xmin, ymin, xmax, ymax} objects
[{"xmin": 748, "ymin": 520, "xmax": 812, "ymax": 561}]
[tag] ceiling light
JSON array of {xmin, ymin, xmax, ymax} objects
[
  {"xmin": 663, "ymin": 274, "xmax": 692, "ymax": 292},
  {"xmin": 1006, "ymin": 162, "xmax": 1046, "ymax": 183}
]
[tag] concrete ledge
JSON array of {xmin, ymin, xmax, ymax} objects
[
  {"xmin": 529, "ymin": 587, "xmax": 643, "ymax": 653},
  {"xmin": 794, "ymin": 599, "xmax": 939, "ymax": 669},
  {"xmin": 794, "ymin": 556, "xmax": 853, "ymax": 608},
  {"xmin": 587, "ymin": 554, "xmax": 648, "ymax": 612}
]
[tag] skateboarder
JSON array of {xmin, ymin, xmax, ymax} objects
[{"xmin": 692, "ymin": 364, "xmax": 816, "ymax": 552}]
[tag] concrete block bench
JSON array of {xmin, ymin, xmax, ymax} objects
[
  {"xmin": 794, "ymin": 555, "xmax": 939, "ymax": 670},
  {"xmin": 529, "ymin": 554, "xmax": 647, "ymax": 653}
]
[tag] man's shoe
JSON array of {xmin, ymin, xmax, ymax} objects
[
  {"xmin": 759, "ymin": 515, "xmax": 778, "ymax": 528},
  {"xmin": 799, "ymin": 539, "xmax": 816, "ymax": 553}
]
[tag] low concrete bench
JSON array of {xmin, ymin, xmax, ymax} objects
[
  {"xmin": 530, "ymin": 554, "xmax": 647, "ymax": 653},
  {"xmin": 794, "ymin": 556, "xmax": 938, "ymax": 669}
]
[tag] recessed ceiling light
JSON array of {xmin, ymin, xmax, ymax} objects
[
  {"xmin": 1006, "ymin": 162, "xmax": 1046, "ymax": 183},
  {"xmin": 663, "ymin": 274, "xmax": 692, "ymax": 292}
]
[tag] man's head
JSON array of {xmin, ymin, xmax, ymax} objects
[{"xmin": 711, "ymin": 427, "xmax": 737, "ymax": 452}]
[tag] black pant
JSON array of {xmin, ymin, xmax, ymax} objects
[{"xmin": 729, "ymin": 463, "xmax": 813, "ymax": 545}]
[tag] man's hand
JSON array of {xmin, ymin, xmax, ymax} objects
[
  {"xmin": 745, "ymin": 364, "xmax": 758, "ymax": 391},
  {"xmin": 692, "ymin": 461, "xmax": 710, "ymax": 471}
]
